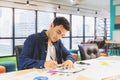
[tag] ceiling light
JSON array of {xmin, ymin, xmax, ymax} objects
[
  {"xmin": 95, "ymin": 11, "xmax": 97, "ymax": 14},
  {"xmin": 77, "ymin": 8, "xmax": 80, "ymax": 13},
  {"xmin": 57, "ymin": 4, "xmax": 61, "ymax": 10},
  {"xmin": 26, "ymin": 0, "xmax": 29, "ymax": 6},
  {"xmin": 70, "ymin": 0, "xmax": 80, "ymax": 5}
]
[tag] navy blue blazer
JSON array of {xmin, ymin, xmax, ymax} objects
[{"xmin": 19, "ymin": 30, "xmax": 75, "ymax": 70}]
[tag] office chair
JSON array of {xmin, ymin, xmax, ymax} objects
[
  {"xmin": 78, "ymin": 44, "xmax": 100, "ymax": 60},
  {"xmin": 0, "ymin": 62, "xmax": 16, "ymax": 72},
  {"xmin": 0, "ymin": 65, "xmax": 6, "ymax": 73},
  {"xmin": 14, "ymin": 45, "xmax": 23, "ymax": 70}
]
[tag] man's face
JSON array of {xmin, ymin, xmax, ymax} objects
[{"xmin": 49, "ymin": 24, "xmax": 68, "ymax": 42}]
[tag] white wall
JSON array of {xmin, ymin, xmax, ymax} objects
[{"xmin": 113, "ymin": 31, "xmax": 120, "ymax": 41}]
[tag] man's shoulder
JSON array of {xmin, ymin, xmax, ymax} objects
[{"xmin": 28, "ymin": 33, "xmax": 41, "ymax": 38}]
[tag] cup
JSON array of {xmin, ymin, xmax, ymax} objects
[{"xmin": 33, "ymin": 76, "xmax": 48, "ymax": 80}]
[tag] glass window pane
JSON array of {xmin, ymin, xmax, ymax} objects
[
  {"xmin": 72, "ymin": 15, "xmax": 83, "ymax": 36},
  {"xmin": 107, "ymin": 37, "xmax": 110, "ymax": 40},
  {"xmin": 37, "ymin": 11, "xmax": 54, "ymax": 32},
  {"xmin": 95, "ymin": 36, "xmax": 103, "ymax": 39},
  {"xmin": 85, "ymin": 37, "xmax": 94, "ymax": 42},
  {"xmin": 56, "ymin": 13, "xmax": 70, "ymax": 22},
  {"xmin": 15, "ymin": 39, "xmax": 26, "ymax": 46},
  {"xmin": 85, "ymin": 17, "xmax": 94, "ymax": 36},
  {"xmin": 106, "ymin": 19, "xmax": 110, "ymax": 37},
  {"xmin": 72, "ymin": 38, "xmax": 83, "ymax": 49},
  {"xmin": 61, "ymin": 38, "xmax": 69, "ymax": 50},
  {"xmin": 0, "ymin": 39, "xmax": 12, "ymax": 56},
  {"xmin": 96, "ymin": 18, "xmax": 105, "ymax": 36},
  {"xmin": 0, "ymin": 7, "xmax": 12, "ymax": 37},
  {"xmin": 15, "ymin": 9, "xmax": 35, "ymax": 37},
  {"xmin": 56, "ymin": 13, "xmax": 70, "ymax": 36}
]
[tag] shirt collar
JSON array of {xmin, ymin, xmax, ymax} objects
[
  {"xmin": 41, "ymin": 30, "xmax": 48, "ymax": 43},
  {"xmin": 41, "ymin": 30, "xmax": 57, "ymax": 45}
]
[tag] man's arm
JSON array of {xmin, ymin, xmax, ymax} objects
[
  {"xmin": 19, "ymin": 34, "xmax": 45, "ymax": 70},
  {"xmin": 58, "ymin": 40, "xmax": 75, "ymax": 69},
  {"xmin": 61, "ymin": 44, "xmax": 75, "ymax": 62}
]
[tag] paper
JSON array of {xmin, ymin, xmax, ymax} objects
[
  {"xmin": 76, "ymin": 59, "xmax": 120, "ymax": 80},
  {"xmin": 59, "ymin": 67, "xmax": 85, "ymax": 73},
  {"xmin": 15, "ymin": 67, "xmax": 81, "ymax": 80},
  {"xmin": 102, "ymin": 74, "xmax": 120, "ymax": 80},
  {"xmin": 15, "ymin": 57, "xmax": 120, "ymax": 80}
]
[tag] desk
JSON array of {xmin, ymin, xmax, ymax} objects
[
  {"xmin": 105, "ymin": 40, "xmax": 120, "ymax": 44},
  {"xmin": 77, "ymin": 56, "xmax": 120, "ymax": 80},
  {"xmin": 1, "ymin": 56, "xmax": 120, "ymax": 80},
  {"xmin": 105, "ymin": 40, "xmax": 120, "ymax": 55}
]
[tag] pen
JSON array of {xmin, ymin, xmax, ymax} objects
[
  {"xmin": 50, "ymin": 56, "xmax": 57, "ymax": 61},
  {"xmin": 72, "ymin": 68, "xmax": 85, "ymax": 73},
  {"xmin": 76, "ymin": 62, "xmax": 90, "ymax": 65},
  {"xmin": 59, "ymin": 68, "xmax": 85, "ymax": 73},
  {"xmin": 50, "ymin": 56, "xmax": 58, "ymax": 66},
  {"xmin": 50, "ymin": 56, "xmax": 53, "ymax": 60}
]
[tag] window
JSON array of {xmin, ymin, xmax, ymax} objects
[
  {"xmin": 72, "ymin": 15, "xmax": 83, "ymax": 36},
  {"xmin": 0, "ymin": 7, "xmax": 13, "ymax": 57},
  {"xmin": 85, "ymin": 17, "xmax": 94, "ymax": 36},
  {"xmin": 106, "ymin": 18, "xmax": 110, "ymax": 40},
  {"xmin": 61, "ymin": 38, "xmax": 69, "ymax": 50},
  {"xmin": 0, "ymin": 39, "xmax": 13, "ymax": 56},
  {"xmin": 0, "ymin": 7, "xmax": 111, "ymax": 57},
  {"xmin": 37, "ymin": 11, "xmax": 54, "ymax": 32},
  {"xmin": 96, "ymin": 18, "xmax": 105, "ymax": 37},
  {"xmin": 72, "ymin": 15, "xmax": 83, "ymax": 49},
  {"xmin": 72, "ymin": 38, "xmax": 83, "ymax": 49},
  {"xmin": 15, "ymin": 39, "xmax": 26, "ymax": 46},
  {"xmin": 0, "ymin": 7, "xmax": 12, "ymax": 37},
  {"xmin": 85, "ymin": 16, "xmax": 95, "ymax": 42},
  {"xmin": 85, "ymin": 37, "xmax": 94, "ymax": 42},
  {"xmin": 15, "ymin": 9, "xmax": 35, "ymax": 37}
]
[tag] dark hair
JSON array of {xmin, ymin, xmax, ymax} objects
[{"xmin": 53, "ymin": 17, "xmax": 70, "ymax": 31}]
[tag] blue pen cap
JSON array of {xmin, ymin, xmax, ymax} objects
[{"xmin": 33, "ymin": 76, "xmax": 48, "ymax": 80}]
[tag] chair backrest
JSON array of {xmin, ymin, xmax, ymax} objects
[
  {"xmin": 0, "ymin": 65, "xmax": 6, "ymax": 73},
  {"xmin": 78, "ymin": 44, "xmax": 99, "ymax": 60},
  {"xmin": 14, "ymin": 45, "xmax": 23, "ymax": 70}
]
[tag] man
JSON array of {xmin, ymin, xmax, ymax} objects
[{"xmin": 19, "ymin": 17, "xmax": 75, "ymax": 70}]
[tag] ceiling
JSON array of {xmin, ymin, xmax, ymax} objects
[
  {"xmin": 36, "ymin": 0, "xmax": 110, "ymax": 12},
  {"xmin": 0, "ymin": 0, "xmax": 110, "ymax": 18},
  {"xmin": 0, "ymin": 0, "xmax": 110, "ymax": 12}
]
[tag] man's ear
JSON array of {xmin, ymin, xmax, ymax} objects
[{"xmin": 50, "ymin": 23, "xmax": 54, "ymax": 28}]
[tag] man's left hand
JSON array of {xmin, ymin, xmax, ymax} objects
[{"xmin": 61, "ymin": 60, "xmax": 74, "ymax": 69}]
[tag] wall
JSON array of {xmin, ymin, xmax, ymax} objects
[{"xmin": 110, "ymin": 0, "xmax": 120, "ymax": 40}]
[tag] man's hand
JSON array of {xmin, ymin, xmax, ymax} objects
[
  {"xmin": 44, "ymin": 60, "xmax": 58, "ymax": 69},
  {"xmin": 61, "ymin": 60, "xmax": 74, "ymax": 69}
]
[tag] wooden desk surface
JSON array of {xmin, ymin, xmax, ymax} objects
[
  {"xmin": 0, "ymin": 68, "xmax": 45, "ymax": 80},
  {"xmin": 105, "ymin": 40, "xmax": 120, "ymax": 44},
  {"xmin": 1, "ymin": 56, "xmax": 120, "ymax": 80},
  {"xmin": 0, "ymin": 68, "xmax": 92, "ymax": 80}
]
